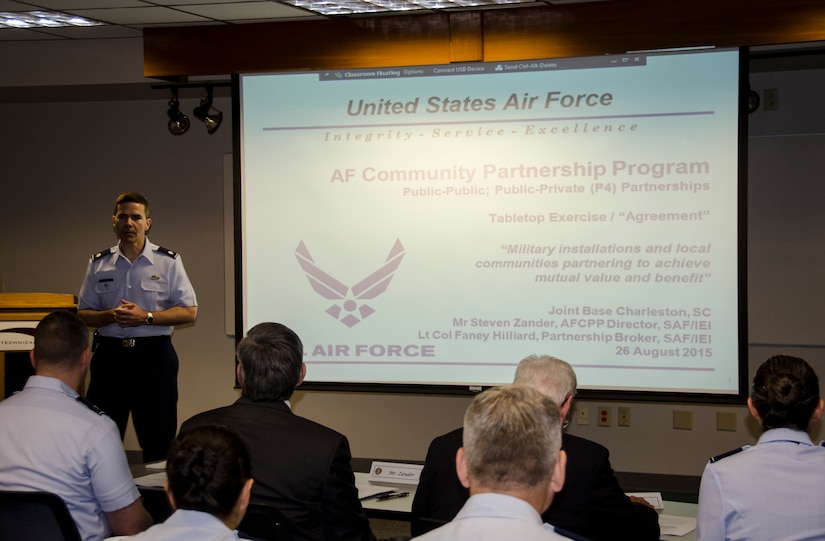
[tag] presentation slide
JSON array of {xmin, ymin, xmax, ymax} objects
[{"xmin": 239, "ymin": 48, "xmax": 743, "ymax": 396}]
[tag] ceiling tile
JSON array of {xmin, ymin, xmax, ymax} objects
[
  {"xmin": 63, "ymin": 6, "xmax": 215, "ymax": 25},
  {"xmin": 177, "ymin": 2, "xmax": 311, "ymax": 20},
  {"xmin": 151, "ymin": 0, "xmax": 274, "ymax": 4},
  {"xmin": 14, "ymin": 0, "xmax": 150, "ymax": 8},
  {"xmin": 0, "ymin": 0, "xmax": 50, "ymax": 9},
  {"xmin": 35, "ymin": 24, "xmax": 143, "ymax": 38},
  {"xmin": 0, "ymin": 27, "xmax": 63, "ymax": 39}
]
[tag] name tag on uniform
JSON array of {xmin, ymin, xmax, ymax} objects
[{"xmin": 368, "ymin": 461, "xmax": 423, "ymax": 485}]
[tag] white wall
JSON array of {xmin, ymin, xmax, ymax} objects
[{"xmin": 2, "ymin": 38, "xmax": 824, "ymax": 477}]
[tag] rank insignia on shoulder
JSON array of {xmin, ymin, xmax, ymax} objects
[
  {"xmin": 91, "ymin": 247, "xmax": 114, "ymax": 262},
  {"xmin": 76, "ymin": 396, "xmax": 107, "ymax": 416},
  {"xmin": 709, "ymin": 447, "xmax": 744, "ymax": 463},
  {"xmin": 156, "ymin": 246, "xmax": 178, "ymax": 258}
]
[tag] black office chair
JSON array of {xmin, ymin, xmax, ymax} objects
[
  {"xmin": 0, "ymin": 490, "xmax": 82, "ymax": 541},
  {"xmin": 237, "ymin": 502, "xmax": 292, "ymax": 541},
  {"xmin": 411, "ymin": 516, "xmax": 448, "ymax": 536}
]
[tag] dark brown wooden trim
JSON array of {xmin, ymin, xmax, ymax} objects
[{"xmin": 143, "ymin": 0, "xmax": 825, "ymax": 79}]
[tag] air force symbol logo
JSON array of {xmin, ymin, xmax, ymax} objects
[{"xmin": 295, "ymin": 239, "xmax": 405, "ymax": 327}]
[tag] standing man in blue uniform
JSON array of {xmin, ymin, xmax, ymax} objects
[{"xmin": 78, "ymin": 191, "xmax": 198, "ymax": 462}]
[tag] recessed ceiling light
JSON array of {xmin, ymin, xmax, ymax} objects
[
  {"xmin": 282, "ymin": 0, "xmax": 538, "ymax": 15},
  {"xmin": 0, "ymin": 11, "xmax": 105, "ymax": 29}
]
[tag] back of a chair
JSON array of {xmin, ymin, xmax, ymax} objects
[
  {"xmin": 237, "ymin": 502, "xmax": 292, "ymax": 541},
  {"xmin": 0, "ymin": 490, "xmax": 82, "ymax": 541},
  {"xmin": 411, "ymin": 516, "xmax": 448, "ymax": 536}
]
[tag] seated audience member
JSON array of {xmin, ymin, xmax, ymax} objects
[
  {"xmin": 114, "ymin": 424, "xmax": 253, "ymax": 541},
  {"xmin": 696, "ymin": 355, "xmax": 825, "ymax": 541},
  {"xmin": 0, "ymin": 311, "xmax": 152, "ymax": 541},
  {"xmin": 413, "ymin": 384, "xmax": 578, "ymax": 540},
  {"xmin": 411, "ymin": 355, "xmax": 659, "ymax": 540},
  {"xmin": 180, "ymin": 322, "xmax": 375, "ymax": 541}
]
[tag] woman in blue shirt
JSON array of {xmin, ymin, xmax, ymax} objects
[
  {"xmin": 696, "ymin": 355, "xmax": 825, "ymax": 541},
  {"xmin": 117, "ymin": 424, "xmax": 253, "ymax": 541}
]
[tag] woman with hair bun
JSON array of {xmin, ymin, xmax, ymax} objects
[
  {"xmin": 116, "ymin": 424, "xmax": 254, "ymax": 541},
  {"xmin": 696, "ymin": 355, "xmax": 825, "ymax": 541}
]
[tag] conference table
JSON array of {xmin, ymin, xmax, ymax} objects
[
  {"xmin": 130, "ymin": 466, "xmax": 419, "ymax": 521},
  {"xmin": 355, "ymin": 471, "xmax": 419, "ymax": 517},
  {"xmin": 353, "ymin": 472, "xmax": 697, "ymax": 541},
  {"xmin": 134, "ymin": 466, "xmax": 697, "ymax": 540},
  {"xmin": 658, "ymin": 500, "xmax": 698, "ymax": 541}
]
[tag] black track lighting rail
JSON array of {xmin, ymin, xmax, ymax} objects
[{"xmin": 151, "ymin": 82, "xmax": 232, "ymax": 91}]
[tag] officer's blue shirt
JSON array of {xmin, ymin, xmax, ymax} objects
[
  {"xmin": 0, "ymin": 376, "xmax": 142, "ymax": 541},
  {"xmin": 106, "ymin": 509, "xmax": 241, "ymax": 541},
  {"xmin": 414, "ymin": 493, "xmax": 585, "ymax": 541},
  {"xmin": 78, "ymin": 238, "xmax": 197, "ymax": 338},
  {"xmin": 696, "ymin": 427, "xmax": 825, "ymax": 541}
]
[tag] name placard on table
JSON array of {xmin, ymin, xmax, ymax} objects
[{"xmin": 368, "ymin": 461, "xmax": 422, "ymax": 486}]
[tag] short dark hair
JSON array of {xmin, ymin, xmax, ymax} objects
[
  {"xmin": 751, "ymin": 355, "xmax": 820, "ymax": 431},
  {"xmin": 113, "ymin": 191, "xmax": 150, "ymax": 218},
  {"xmin": 166, "ymin": 424, "xmax": 251, "ymax": 521},
  {"xmin": 34, "ymin": 311, "xmax": 89, "ymax": 370},
  {"xmin": 236, "ymin": 322, "xmax": 304, "ymax": 401}
]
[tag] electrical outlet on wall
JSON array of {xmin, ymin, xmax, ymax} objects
[
  {"xmin": 597, "ymin": 406, "xmax": 611, "ymax": 427},
  {"xmin": 618, "ymin": 406, "xmax": 631, "ymax": 427},
  {"xmin": 576, "ymin": 405, "xmax": 590, "ymax": 425}
]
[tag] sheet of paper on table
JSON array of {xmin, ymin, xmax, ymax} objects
[
  {"xmin": 659, "ymin": 514, "xmax": 697, "ymax": 537},
  {"xmin": 134, "ymin": 471, "xmax": 166, "ymax": 488}
]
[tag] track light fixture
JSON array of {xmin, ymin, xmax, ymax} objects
[
  {"xmin": 167, "ymin": 88, "xmax": 190, "ymax": 135},
  {"xmin": 192, "ymin": 87, "xmax": 223, "ymax": 134},
  {"xmin": 153, "ymin": 82, "xmax": 230, "ymax": 136}
]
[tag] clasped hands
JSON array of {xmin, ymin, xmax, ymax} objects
[{"xmin": 113, "ymin": 299, "xmax": 148, "ymax": 327}]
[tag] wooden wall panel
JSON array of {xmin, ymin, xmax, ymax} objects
[
  {"xmin": 448, "ymin": 11, "xmax": 483, "ymax": 63},
  {"xmin": 482, "ymin": 0, "xmax": 825, "ymax": 61},
  {"xmin": 144, "ymin": 0, "xmax": 825, "ymax": 79},
  {"xmin": 144, "ymin": 14, "xmax": 455, "ymax": 78}
]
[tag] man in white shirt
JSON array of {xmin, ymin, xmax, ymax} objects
[
  {"xmin": 0, "ymin": 311, "xmax": 152, "ymax": 541},
  {"xmin": 414, "ymin": 384, "xmax": 589, "ymax": 541}
]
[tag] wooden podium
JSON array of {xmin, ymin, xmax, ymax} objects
[{"xmin": 0, "ymin": 293, "xmax": 77, "ymax": 399}]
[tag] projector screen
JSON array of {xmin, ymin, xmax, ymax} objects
[{"xmin": 237, "ymin": 47, "xmax": 746, "ymax": 399}]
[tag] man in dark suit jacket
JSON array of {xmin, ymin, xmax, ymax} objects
[
  {"xmin": 411, "ymin": 355, "xmax": 659, "ymax": 541},
  {"xmin": 180, "ymin": 322, "xmax": 375, "ymax": 541}
]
